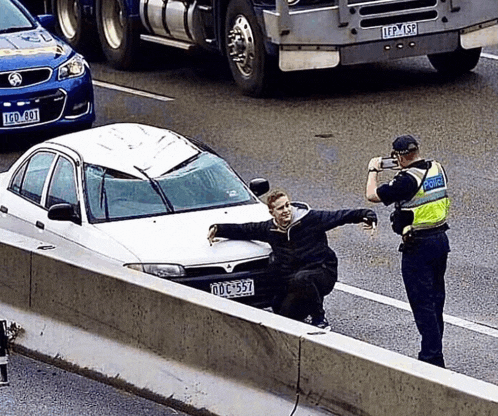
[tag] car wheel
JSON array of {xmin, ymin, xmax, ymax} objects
[
  {"xmin": 225, "ymin": 0, "xmax": 276, "ymax": 97},
  {"xmin": 428, "ymin": 47, "xmax": 482, "ymax": 75},
  {"xmin": 95, "ymin": 0, "xmax": 141, "ymax": 69},
  {"xmin": 52, "ymin": 0, "xmax": 99, "ymax": 56}
]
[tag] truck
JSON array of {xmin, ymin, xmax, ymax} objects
[{"xmin": 22, "ymin": 0, "xmax": 498, "ymax": 97}]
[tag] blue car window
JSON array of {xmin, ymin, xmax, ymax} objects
[
  {"xmin": 0, "ymin": 0, "xmax": 35, "ymax": 32},
  {"xmin": 10, "ymin": 151, "xmax": 55, "ymax": 204},
  {"xmin": 46, "ymin": 156, "xmax": 78, "ymax": 209}
]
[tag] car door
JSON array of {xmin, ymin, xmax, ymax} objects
[{"xmin": 0, "ymin": 150, "xmax": 58, "ymax": 243}]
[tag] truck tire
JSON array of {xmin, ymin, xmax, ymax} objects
[
  {"xmin": 225, "ymin": 0, "xmax": 276, "ymax": 97},
  {"xmin": 428, "ymin": 47, "xmax": 482, "ymax": 75},
  {"xmin": 52, "ymin": 0, "xmax": 99, "ymax": 55},
  {"xmin": 95, "ymin": 0, "xmax": 141, "ymax": 69}
]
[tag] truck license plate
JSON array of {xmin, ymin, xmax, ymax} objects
[
  {"xmin": 2, "ymin": 108, "xmax": 40, "ymax": 126},
  {"xmin": 382, "ymin": 22, "xmax": 418, "ymax": 39},
  {"xmin": 210, "ymin": 278, "xmax": 255, "ymax": 299}
]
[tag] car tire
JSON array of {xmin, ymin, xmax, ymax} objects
[
  {"xmin": 225, "ymin": 0, "xmax": 277, "ymax": 97},
  {"xmin": 95, "ymin": 0, "xmax": 141, "ymax": 70},
  {"xmin": 428, "ymin": 47, "xmax": 482, "ymax": 75},
  {"xmin": 52, "ymin": 0, "xmax": 99, "ymax": 57}
]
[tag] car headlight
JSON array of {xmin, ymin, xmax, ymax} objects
[
  {"xmin": 126, "ymin": 263, "xmax": 187, "ymax": 278},
  {"xmin": 58, "ymin": 54, "xmax": 87, "ymax": 80}
]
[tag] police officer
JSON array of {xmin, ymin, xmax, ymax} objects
[{"xmin": 365, "ymin": 135, "xmax": 450, "ymax": 368}]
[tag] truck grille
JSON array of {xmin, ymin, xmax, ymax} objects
[
  {"xmin": 351, "ymin": 0, "xmax": 438, "ymax": 28},
  {"xmin": 0, "ymin": 68, "xmax": 52, "ymax": 89}
]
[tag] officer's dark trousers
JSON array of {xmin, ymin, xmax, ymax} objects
[
  {"xmin": 401, "ymin": 231, "xmax": 450, "ymax": 368},
  {"xmin": 274, "ymin": 265, "xmax": 337, "ymax": 322}
]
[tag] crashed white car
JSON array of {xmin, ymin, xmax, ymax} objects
[{"xmin": 0, "ymin": 123, "xmax": 279, "ymax": 307}]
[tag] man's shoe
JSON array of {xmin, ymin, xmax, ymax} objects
[{"xmin": 312, "ymin": 317, "xmax": 331, "ymax": 331}]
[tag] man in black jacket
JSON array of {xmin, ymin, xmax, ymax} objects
[{"xmin": 208, "ymin": 190, "xmax": 377, "ymax": 329}]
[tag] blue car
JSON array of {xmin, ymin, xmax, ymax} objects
[{"xmin": 0, "ymin": 0, "xmax": 94, "ymax": 138}]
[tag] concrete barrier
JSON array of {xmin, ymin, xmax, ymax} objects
[{"xmin": 0, "ymin": 230, "xmax": 497, "ymax": 416}]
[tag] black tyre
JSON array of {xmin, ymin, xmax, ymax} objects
[
  {"xmin": 428, "ymin": 47, "xmax": 482, "ymax": 75},
  {"xmin": 52, "ymin": 0, "xmax": 99, "ymax": 56},
  {"xmin": 95, "ymin": 0, "xmax": 141, "ymax": 69},
  {"xmin": 225, "ymin": 0, "xmax": 276, "ymax": 97}
]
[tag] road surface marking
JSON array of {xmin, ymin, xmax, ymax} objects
[
  {"xmin": 336, "ymin": 282, "xmax": 498, "ymax": 338},
  {"xmin": 482, "ymin": 52, "xmax": 498, "ymax": 61},
  {"xmin": 93, "ymin": 80, "xmax": 174, "ymax": 102}
]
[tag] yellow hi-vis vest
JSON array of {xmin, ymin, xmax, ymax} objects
[{"xmin": 399, "ymin": 161, "xmax": 450, "ymax": 235}]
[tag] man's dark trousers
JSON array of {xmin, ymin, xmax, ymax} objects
[
  {"xmin": 401, "ymin": 230, "xmax": 450, "ymax": 367},
  {"xmin": 274, "ymin": 265, "xmax": 337, "ymax": 322}
]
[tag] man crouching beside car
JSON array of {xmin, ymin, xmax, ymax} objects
[{"xmin": 208, "ymin": 190, "xmax": 377, "ymax": 330}]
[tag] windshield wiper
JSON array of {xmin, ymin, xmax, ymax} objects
[
  {"xmin": 0, "ymin": 26, "xmax": 33, "ymax": 34},
  {"xmin": 133, "ymin": 166, "xmax": 174, "ymax": 212},
  {"xmin": 99, "ymin": 169, "xmax": 110, "ymax": 220}
]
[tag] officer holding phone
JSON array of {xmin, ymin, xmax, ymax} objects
[{"xmin": 365, "ymin": 135, "xmax": 450, "ymax": 368}]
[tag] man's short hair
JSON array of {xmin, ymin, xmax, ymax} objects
[{"xmin": 266, "ymin": 190, "xmax": 288, "ymax": 209}]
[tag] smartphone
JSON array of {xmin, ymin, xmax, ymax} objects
[{"xmin": 380, "ymin": 157, "xmax": 399, "ymax": 169}]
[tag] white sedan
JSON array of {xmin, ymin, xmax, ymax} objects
[{"xmin": 0, "ymin": 123, "xmax": 279, "ymax": 307}]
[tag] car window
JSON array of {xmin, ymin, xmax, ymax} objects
[
  {"xmin": 158, "ymin": 152, "xmax": 252, "ymax": 211},
  {"xmin": 0, "ymin": 0, "xmax": 35, "ymax": 32},
  {"xmin": 83, "ymin": 153, "xmax": 254, "ymax": 223},
  {"xmin": 84, "ymin": 165, "xmax": 170, "ymax": 223},
  {"xmin": 9, "ymin": 151, "xmax": 55, "ymax": 205},
  {"xmin": 46, "ymin": 156, "xmax": 78, "ymax": 209}
]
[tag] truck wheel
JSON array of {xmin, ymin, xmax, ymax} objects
[
  {"xmin": 225, "ymin": 0, "xmax": 275, "ymax": 97},
  {"xmin": 95, "ymin": 0, "xmax": 140, "ymax": 69},
  {"xmin": 52, "ymin": 0, "xmax": 98, "ymax": 55},
  {"xmin": 428, "ymin": 47, "xmax": 482, "ymax": 75}
]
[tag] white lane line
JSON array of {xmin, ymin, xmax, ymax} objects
[
  {"xmin": 482, "ymin": 52, "xmax": 498, "ymax": 61},
  {"xmin": 336, "ymin": 282, "xmax": 498, "ymax": 338},
  {"xmin": 92, "ymin": 80, "xmax": 174, "ymax": 102}
]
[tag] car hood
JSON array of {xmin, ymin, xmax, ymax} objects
[
  {"xmin": 92, "ymin": 203, "xmax": 273, "ymax": 266},
  {"xmin": 0, "ymin": 28, "xmax": 72, "ymax": 71}
]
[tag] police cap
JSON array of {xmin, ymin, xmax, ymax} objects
[{"xmin": 392, "ymin": 135, "xmax": 419, "ymax": 155}]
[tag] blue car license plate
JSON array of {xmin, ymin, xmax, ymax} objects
[{"xmin": 3, "ymin": 108, "xmax": 40, "ymax": 126}]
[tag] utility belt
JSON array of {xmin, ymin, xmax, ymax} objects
[{"xmin": 402, "ymin": 223, "xmax": 448, "ymax": 243}]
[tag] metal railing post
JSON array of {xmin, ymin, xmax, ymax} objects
[{"xmin": 0, "ymin": 320, "xmax": 8, "ymax": 386}]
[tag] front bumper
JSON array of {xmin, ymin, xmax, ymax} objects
[
  {"xmin": 171, "ymin": 268, "xmax": 281, "ymax": 309},
  {"xmin": 0, "ymin": 72, "xmax": 95, "ymax": 137},
  {"xmin": 262, "ymin": 1, "xmax": 498, "ymax": 72}
]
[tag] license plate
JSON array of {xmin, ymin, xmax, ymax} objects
[
  {"xmin": 382, "ymin": 22, "xmax": 418, "ymax": 39},
  {"xmin": 210, "ymin": 278, "xmax": 255, "ymax": 299},
  {"xmin": 2, "ymin": 108, "xmax": 40, "ymax": 126}
]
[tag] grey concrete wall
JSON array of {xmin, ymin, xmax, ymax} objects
[{"xmin": 1, "ymin": 230, "xmax": 497, "ymax": 416}]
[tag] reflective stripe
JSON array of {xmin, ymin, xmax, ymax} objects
[{"xmin": 401, "ymin": 189, "xmax": 447, "ymax": 208}]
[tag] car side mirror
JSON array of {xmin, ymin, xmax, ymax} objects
[
  {"xmin": 37, "ymin": 15, "xmax": 56, "ymax": 32},
  {"xmin": 48, "ymin": 203, "xmax": 81, "ymax": 225},
  {"xmin": 249, "ymin": 178, "xmax": 270, "ymax": 197}
]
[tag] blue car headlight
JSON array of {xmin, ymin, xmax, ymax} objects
[{"xmin": 58, "ymin": 54, "xmax": 87, "ymax": 80}]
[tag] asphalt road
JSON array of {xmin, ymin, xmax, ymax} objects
[{"xmin": 1, "ymin": 43, "xmax": 498, "ymax": 411}]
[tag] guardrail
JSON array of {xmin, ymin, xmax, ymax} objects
[{"xmin": 0, "ymin": 230, "xmax": 497, "ymax": 415}]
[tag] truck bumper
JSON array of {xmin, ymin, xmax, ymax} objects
[{"xmin": 264, "ymin": 3, "xmax": 498, "ymax": 72}]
